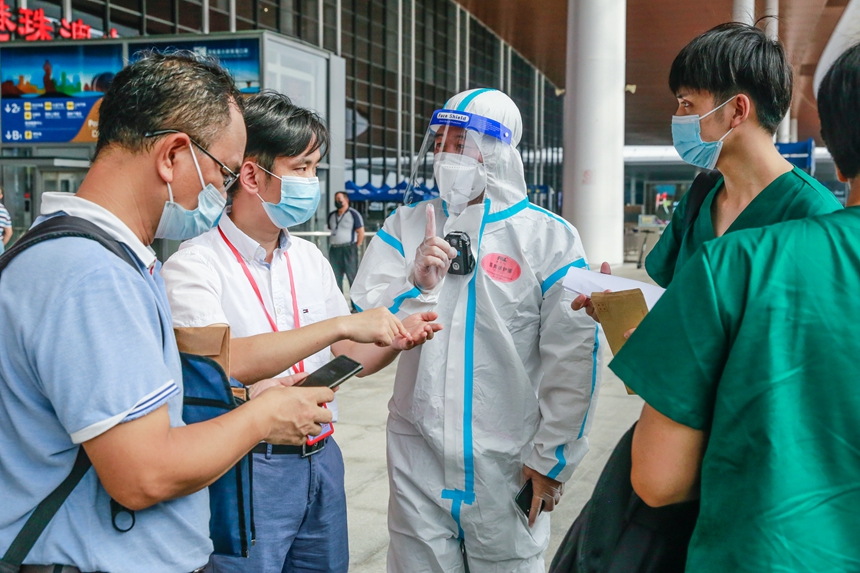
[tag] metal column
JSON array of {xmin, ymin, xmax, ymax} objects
[
  {"xmin": 396, "ymin": 0, "xmax": 403, "ymax": 181},
  {"xmin": 766, "ymin": 0, "xmax": 792, "ymax": 143},
  {"xmin": 318, "ymin": 0, "xmax": 324, "ymax": 48},
  {"xmin": 562, "ymin": 0, "xmax": 626, "ymax": 265},
  {"xmin": 202, "ymin": 0, "xmax": 210, "ymax": 33},
  {"xmin": 455, "ymin": 6, "xmax": 461, "ymax": 92}
]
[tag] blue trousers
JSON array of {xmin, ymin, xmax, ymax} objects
[{"xmin": 206, "ymin": 439, "xmax": 348, "ymax": 573}]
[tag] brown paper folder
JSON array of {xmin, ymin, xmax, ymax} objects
[
  {"xmin": 591, "ymin": 289, "xmax": 648, "ymax": 395},
  {"xmin": 174, "ymin": 325, "xmax": 231, "ymax": 377}
]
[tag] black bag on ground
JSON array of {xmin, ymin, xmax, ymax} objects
[{"xmin": 549, "ymin": 423, "xmax": 699, "ymax": 573}]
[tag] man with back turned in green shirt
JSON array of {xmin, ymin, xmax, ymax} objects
[{"xmin": 611, "ymin": 43, "xmax": 860, "ymax": 572}]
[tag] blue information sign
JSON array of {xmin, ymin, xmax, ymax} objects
[
  {"xmin": 0, "ymin": 44, "xmax": 123, "ymax": 144},
  {"xmin": 130, "ymin": 38, "xmax": 261, "ymax": 93}
]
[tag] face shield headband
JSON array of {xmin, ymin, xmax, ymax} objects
[{"xmin": 404, "ymin": 109, "xmax": 514, "ymax": 205}]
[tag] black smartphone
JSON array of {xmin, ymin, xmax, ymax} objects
[
  {"xmin": 300, "ymin": 355, "xmax": 363, "ymax": 389},
  {"xmin": 515, "ymin": 479, "xmax": 545, "ymax": 518}
]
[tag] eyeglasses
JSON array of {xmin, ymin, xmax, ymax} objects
[{"xmin": 145, "ymin": 129, "xmax": 239, "ymax": 191}]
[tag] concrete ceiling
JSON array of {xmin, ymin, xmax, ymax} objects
[{"xmin": 455, "ymin": 0, "xmax": 848, "ymax": 145}]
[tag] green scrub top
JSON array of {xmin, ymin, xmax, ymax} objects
[
  {"xmin": 645, "ymin": 167, "xmax": 842, "ymax": 287},
  {"xmin": 610, "ymin": 208, "xmax": 860, "ymax": 572}
]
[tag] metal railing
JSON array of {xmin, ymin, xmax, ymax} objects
[{"xmin": 291, "ymin": 231, "xmax": 377, "ymax": 258}]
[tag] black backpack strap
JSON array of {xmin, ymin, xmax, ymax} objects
[
  {"xmin": 0, "ymin": 449, "xmax": 91, "ymax": 568},
  {"xmin": 0, "ymin": 215, "xmax": 144, "ymax": 568},
  {"xmin": 0, "ymin": 215, "xmax": 139, "ymax": 275},
  {"xmin": 680, "ymin": 170, "xmax": 723, "ymax": 234}
]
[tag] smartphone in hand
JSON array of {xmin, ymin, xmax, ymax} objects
[
  {"xmin": 300, "ymin": 355, "xmax": 363, "ymax": 389},
  {"xmin": 515, "ymin": 479, "xmax": 545, "ymax": 518}
]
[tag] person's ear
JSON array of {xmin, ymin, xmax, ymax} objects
[
  {"xmin": 239, "ymin": 160, "xmax": 262, "ymax": 196},
  {"xmin": 836, "ymin": 166, "xmax": 848, "ymax": 183},
  {"xmin": 154, "ymin": 133, "xmax": 191, "ymax": 185},
  {"xmin": 729, "ymin": 94, "xmax": 752, "ymax": 129}
]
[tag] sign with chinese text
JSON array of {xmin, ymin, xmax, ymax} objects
[
  {"xmin": 0, "ymin": 1, "xmax": 118, "ymax": 42},
  {"xmin": 1, "ymin": 44, "xmax": 123, "ymax": 143}
]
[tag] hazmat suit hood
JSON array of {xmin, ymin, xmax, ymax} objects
[{"xmin": 440, "ymin": 89, "xmax": 527, "ymax": 212}]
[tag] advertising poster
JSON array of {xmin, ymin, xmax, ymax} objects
[
  {"xmin": 130, "ymin": 38, "xmax": 261, "ymax": 94},
  {"xmin": 0, "ymin": 44, "xmax": 123, "ymax": 144}
]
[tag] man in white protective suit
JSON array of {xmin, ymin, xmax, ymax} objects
[{"xmin": 351, "ymin": 88, "xmax": 603, "ymax": 572}]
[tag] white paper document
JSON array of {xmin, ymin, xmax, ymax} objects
[{"xmin": 563, "ymin": 267, "xmax": 666, "ymax": 310}]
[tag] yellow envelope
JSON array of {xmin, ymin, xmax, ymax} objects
[
  {"xmin": 591, "ymin": 289, "xmax": 649, "ymax": 395},
  {"xmin": 174, "ymin": 325, "xmax": 231, "ymax": 378}
]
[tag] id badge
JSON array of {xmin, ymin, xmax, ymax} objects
[{"xmin": 306, "ymin": 404, "xmax": 334, "ymax": 446}]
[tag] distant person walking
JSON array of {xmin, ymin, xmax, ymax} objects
[
  {"xmin": 327, "ymin": 191, "xmax": 364, "ymax": 307},
  {"xmin": 0, "ymin": 186, "xmax": 12, "ymax": 254}
]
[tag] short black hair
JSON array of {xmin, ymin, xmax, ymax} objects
[
  {"xmin": 335, "ymin": 191, "xmax": 349, "ymax": 201},
  {"xmin": 819, "ymin": 43, "xmax": 860, "ymax": 179},
  {"xmin": 669, "ymin": 22, "xmax": 792, "ymax": 134},
  {"xmin": 243, "ymin": 90, "xmax": 330, "ymax": 171},
  {"xmin": 95, "ymin": 50, "xmax": 243, "ymax": 159}
]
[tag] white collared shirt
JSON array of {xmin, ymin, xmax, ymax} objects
[
  {"xmin": 161, "ymin": 215, "xmax": 350, "ymax": 417},
  {"xmin": 40, "ymin": 192, "xmax": 157, "ymax": 270}
]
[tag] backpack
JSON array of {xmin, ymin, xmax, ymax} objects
[
  {"xmin": 0, "ymin": 216, "xmax": 253, "ymax": 572},
  {"xmin": 181, "ymin": 353, "xmax": 255, "ymax": 556},
  {"xmin": 548, "ymin": 423, "xmax": 699, "ymax": 573}
]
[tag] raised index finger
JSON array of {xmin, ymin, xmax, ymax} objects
[{"xmin": 425, "ymin": 203, "xmax": 436, "ymax": 239}]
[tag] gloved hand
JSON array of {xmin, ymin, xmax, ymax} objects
[
  {"xmin": 522, "ymin": 465, "xmax": 564, "ymax": 528},
  {"xmin": 411, "ymin": 203, "xmax": 457, "ymax": 291}
]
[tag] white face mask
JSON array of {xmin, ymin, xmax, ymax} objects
[{"xmin": 433, "ymin": 152, "xmax": 487, "ymax": 206}]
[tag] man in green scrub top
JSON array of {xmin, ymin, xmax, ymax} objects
[
  {"xmin": 573, "ymin": 23, "xmax": 840, "ymax": 308},
  {"xmin": 645, "ymin": 23, "xmax": 841, "ymax": 287},
  {"xmin": 611, "ymin": 43, "xmax": 860, "ymax": 572}
]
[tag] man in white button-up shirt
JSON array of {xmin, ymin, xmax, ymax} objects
[{"xmin": 162, "ymin": 92, "xmax": 440, "ymax": 573}]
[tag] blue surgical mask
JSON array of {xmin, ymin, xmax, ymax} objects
[
  {"xmin": 671, "ymin": 96, "xmax": 735, "ymax": 170},
  {"xmin": 155, "ymin": 145, "xmax": 226, "ymax": 240},
  {"xmin": 255, "ymin": 164, "xmax": 321, "ymax": 229}
]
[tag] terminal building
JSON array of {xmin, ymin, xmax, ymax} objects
[
  {"xmin": 0, "ymin": 0, "xmax": 565, "ymax": 258},
  {"xmin": 0, "ymin": 0, "xmax": 854, "ymax": 261}
]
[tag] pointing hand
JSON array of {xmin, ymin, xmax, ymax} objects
[{"xmin": 411, "ymin": 204, "xmax": 457, "ymax": 291}]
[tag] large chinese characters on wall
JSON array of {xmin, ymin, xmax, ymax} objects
[
  {"xmin": 0, "ymin": 44, "xmax": 123, "ymax": 143},
  {"xmin": 0, "ymin": 1, "xmax": 118, "ymax": 42}
]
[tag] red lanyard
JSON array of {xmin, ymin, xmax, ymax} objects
[{"xmin": 219, "ymin": 226, "xmax": 305, "ymax": 374}]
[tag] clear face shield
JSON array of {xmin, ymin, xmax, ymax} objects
[{"xmin": 404, "ymin": 109, "xmax": 513, "ymax": 206}]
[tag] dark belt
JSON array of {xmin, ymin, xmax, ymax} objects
[
  {"xmin": 329, "ymin": 243, "xmax": 355, "ymax": 248},
  {"xmin": 252, "ymin": 438, "xmax": 327, "ymax": 458}
]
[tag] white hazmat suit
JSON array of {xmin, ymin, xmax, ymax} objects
[{"xmin": 351, "ymin": 89, "xmax": 602, "ymax": 572}]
